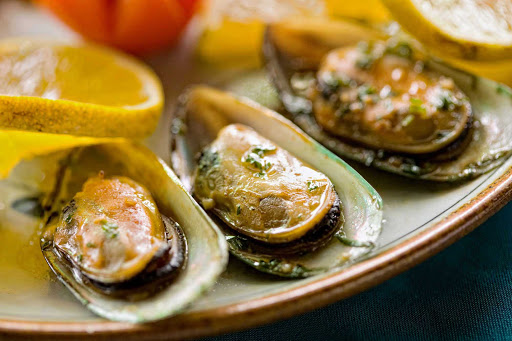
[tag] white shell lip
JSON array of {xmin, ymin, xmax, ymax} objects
[
  {"xmin": 40, "ymin": 142, "xmax": 229, "ymax": 323},
  {"xmin": 170, "ymin": 85, "xmax": 383, "ymax": 277}
]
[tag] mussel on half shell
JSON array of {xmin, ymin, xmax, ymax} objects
[
  {"xmin": 170, "ymin": 86, "xmax": 382, "ymax": 277},
  {"xmin": 43, "ymin": 173, "xmax": 187, "ymax": 298},
  {"xmin": 263, "ymin": 18, "xmax": 512, "ymax": 181},
  {"xmin": 40, "ymin": 142, "xmax": 228, "ymax": 322}
]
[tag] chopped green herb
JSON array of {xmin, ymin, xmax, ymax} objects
[
  {"xmin": 198, "ymin": 149, "xmax": 220, "ymax": 174},
  {"xmin": 356, "ymin": 55, "xmax": 375, "ymax": 70},
  {"xmin": 77, "ymin": 254, "xmax": 83, "ymax": 262},
  {"xmin": 100, "ymin": 219, "xmax": 119, "ymax": 239},
  {"xmin": 384, "ymin": 98, "xmax": 394, "ymax": 113},
  {"xmin": 386, "ymin": 41, "xmax": 413, "ymax": 59},
  {"xmin": 320, "ymin": 73, "xmax": 342, "ymax": 91},
  {"xmin": 357, "ymin": 85, "xmax": 377, "ymax": 100},
  {"xmin": 251, "ymin": 145, "xmax": 276, "ymax": 157},
  {"xmin": 65, "ymin": 214, "xmax": 73, "ymax": 224},
  {"xmin": 86, "ymin": 242, "xmax": 96, "ymax": 248},
  {"xmin": 256, "ymin": 259, "xmax": 313, "ymax": 277},
  {"xmin": 307, "ymin": 181, "xmax": 319, "ymax": 192},
  {"xmin": 497, "ymin": 84, "xmax": 512, "ymax": 98},
  {"xmin": 409, "ymin": 97, "xmax": 427, "ymax": 115},
  {"xmin": 336, "ymin": 234, "xmax": 375, "ymax": 248},
  {"xmin": 236, "ymin": 205, "xmax": 241, "ymax": 215},
  {"xmin": 434, "ymin": 90, "xmax": 459, "ymax": 111},
  {"xmin": 243, "ymin": 150, "xmax": 272, "ymax": 177},
  {"xmin": 401, "ymin": 114, "xmax": 415, "ymax": 127}
]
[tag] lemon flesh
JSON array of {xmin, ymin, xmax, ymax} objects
[
  {"xmin": 383, "ymin": 0, "xmax": 512, "ymax": 61},
  {"xmin": 0, "ymin": 39, "xmax": 163, "ymax": 137}
]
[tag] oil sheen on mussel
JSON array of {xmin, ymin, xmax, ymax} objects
[
  {"xmin": 264, "ymin": 19, "xmax": 512, "ymax": 181},
  {"xmin": 194, "ymin": 124, "xmax": 343, "ymax": 259},
  {"xmin": 42, "ymin": 173, "xmax": 187, "ymax": 300}
]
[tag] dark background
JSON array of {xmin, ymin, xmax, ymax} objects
[{"xmin": 206, "ymin": 202, "xmax": 512, "ymax": 340}]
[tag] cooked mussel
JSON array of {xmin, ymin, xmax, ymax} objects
[
  {"xmin": 194, "ymin": 124, "xmax": 342, "ymax": 255},
  {"xmin": 264, "ymin": 18, "xmax": 512, "ymax": 181},
  {"xmin": 44, "ymin": 173, "xmax": 186, "ymax": 298},
  {"xmin": 40, "ymin": 142, "xmax": 228, "ymax": 322},
  {"xmin": 170, "ymin": 86, "xmax": 382, "ymax": 277}
]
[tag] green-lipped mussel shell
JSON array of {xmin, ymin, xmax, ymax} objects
[
  {"xmin": 170, "ymin": 86, "xmax": 382, "ymax": 277},
  {"xmin": 40, "ymin": 142, "xmax": 228, "ymax": 322},
  {"xmin": 263, "ymin": 18, "xmax": 512, "ymax": 181}
]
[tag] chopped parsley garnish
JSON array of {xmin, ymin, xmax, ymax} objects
[
  {"xmin": 386, "ymin": 41, "xmax": 413, "ymax": 59},
  {"xmin": 236, "ymin": 205, "xmax": 241, "ymax": 215},
  {"xmin": 77, "ymin": 254, "xmax": 83, "ymax": 262},
  {"xmin": 100, "ymin": 219, "xmax": 119, "ymax": 239},
  {"xmin": 198, "ymin": 149, "xmax": 220, "ymax": 175},
  {"xmin": 86, "ymin": 242, "xmax": 96, "ymax": 248},
  {"xmin": 357, "ymin": 85, "xmax": 377, "ymax": 100},
  {"xmin": 251, "ymin": 145, "xmax": 276, "ymax": 157},
  {"xmin": 497, "ymin": 84, "xmax": 512, "ymax": 98},
  {"xmin": 356, "ymin": 55, "xmax": 375, "ymax": 70},
  {"xmin": 336, "ymin": 235, "xmax": 375, "ymax": 248},
  {"xmin": 307, "ymin": 181, "xmax": 319, "ymax": 192},
  {"xmin": 434, "ymin": 90, "xmax": 459, "ymax": 111},
  {"xmin": 401, "ymin": 114, "xmax": 415, "ymax": 127},
  {"xmin": 409, "ymin": 97, "xmax": 427, "ymax": 115},
  {"xmin": 320, "ymin": 73, "xmax": 342, "ymax": 94},
  {"xmin": 65, "ymin": 214, "xmax": 73, "ymax": 224},
  {"xmin": 242, "ymin": 145, "xmax": 275, "ymax": 177},
  {"xmin": 384, "ymin": 98, "xmax": 395, "ymax": 113}
]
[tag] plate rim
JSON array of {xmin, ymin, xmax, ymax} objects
[{"xmin": 1, "ymin": 166, "xmax": 512, "ymax": 340}]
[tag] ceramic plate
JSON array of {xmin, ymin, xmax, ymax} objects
[{"xmin": 1, "ymin": 2, "xmax": 512, "ymax": 340}]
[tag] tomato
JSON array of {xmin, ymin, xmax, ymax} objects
[{"xmin": 36, "ymin": 0, "xmax": 199, "ymax": 55}]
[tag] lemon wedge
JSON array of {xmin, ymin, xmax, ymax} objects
[
  {"xmin": 0, "ymin": 38, "xmax": 163, "ymax": 178},
  {"xmin": 326, "ymin": 0, "xmax": 390, "ymax": 23},
  {"xmin": 382, "ymin": 0, "xmax": 512, "ymax": 61},
  {"xmin": 0, "ymin": 39, "xmax": 163, "ymax": 137},
  {"xmin": 0, "ymin": 130, "xmax": 121, "ymax": 178}
]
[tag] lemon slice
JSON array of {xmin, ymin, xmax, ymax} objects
[
  {"xmin": 326, "ymin": 0, "xmax": 390, "ymax": 23},
  {"xmin": 0, "ymin": 39, "xmax": 163, "ymax": 137},
  {"xmin": 1, "ymin": 130, "xmax": 122, "ymax": 178},
  {"xmin": 382, "ymin": 0, "xmax": 512, "ymax": 61},
  {"xmin": 196, "ymin": 0, "xmax": 325, "ymax": 67}
]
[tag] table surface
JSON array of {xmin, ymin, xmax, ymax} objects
[{"xmin": 206, "ymin": 202, "xmax": 512, "ymax": 341}]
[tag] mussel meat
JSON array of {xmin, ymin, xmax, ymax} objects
[
  {"xmin": 43, "ymin": 173, "xmax": 186, "ymax": 298},
  {"xmin": 194, "ymin": 124, "xmax": 342, "ymax": 255}
]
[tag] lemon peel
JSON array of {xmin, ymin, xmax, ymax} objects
[
  {"xmin": 0, "ymin": 130, "xmax": 122, "ymax": 178},
  {"xmin": 0, "ymin": 39, "xmax": 163, "ymax": 137},
  {"xmin": 382, "ymin": 0, "xmax": 512, "ymax": 61}
]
